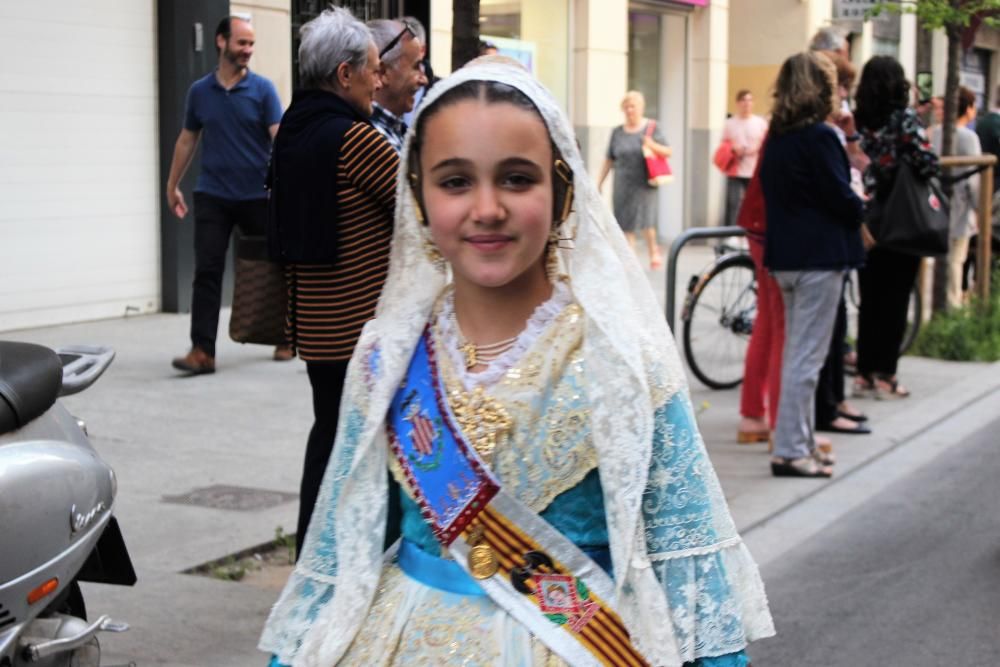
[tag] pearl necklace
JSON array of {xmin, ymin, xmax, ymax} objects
[{"xmin": 450, "ymin": 311, "xmax": 520, "ymax": 369}]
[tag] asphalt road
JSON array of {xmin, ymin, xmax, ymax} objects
[{"xmin": 748, "ymin": 416, "xmax": 1000, "ymax": 666}]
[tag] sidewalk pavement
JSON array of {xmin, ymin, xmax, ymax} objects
[{"xmin": 6, "ymin": 244, "xmax": 999, "ymax": 666}]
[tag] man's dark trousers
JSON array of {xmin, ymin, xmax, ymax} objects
[{"xmin": 190, "ymin": 192, "xmax": 268, "ymax": 357}]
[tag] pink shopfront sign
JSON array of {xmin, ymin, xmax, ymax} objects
[{"xmin": 670, "ymin": 0, "xmax": 708, "ymax": 5}]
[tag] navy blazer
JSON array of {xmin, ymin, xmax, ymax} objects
[{"xmin": 760, "ymin": 122, "xmax": 865, "ymax": 271}]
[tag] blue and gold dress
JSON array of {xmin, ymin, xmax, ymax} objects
[{"xmin": 269, "ymin": 282, "xmax": 771, "ymax": 666}]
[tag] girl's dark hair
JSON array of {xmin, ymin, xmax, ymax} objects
[
  {"xmin": 854, "ymin": 56, "xmax": 910, "ymax": 131},
  {"xmin": 410, "ymin": 80, "xmax": 543, "ymax": 165},
  {"xmin": 408, "ymin": 80, "xmax": 572, "ymax": 224},
  {"xmin": 769, "ymin": 52, "xmax": 836, "ymax": 135}
]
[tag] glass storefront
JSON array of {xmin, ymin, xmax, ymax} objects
[
  {"xmin": 628, "ymin": 12, "xmax": 662, "ymax": 119},
  {"xmin": 479, "ymin": 0, "xmax": 570, "ymax": 111}
]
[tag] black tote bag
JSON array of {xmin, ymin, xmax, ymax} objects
[{"xmin": 869, "ymin": 161, "xmax": 950, "ymax": 257}]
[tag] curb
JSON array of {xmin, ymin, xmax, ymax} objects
[{"xmin": 741, "ymin": 359, "xmax": 1000, "ymax": 567}]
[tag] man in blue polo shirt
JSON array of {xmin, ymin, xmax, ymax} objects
[{"xmin": 166, "ymin": 15, "xmax": 287, "ymax": 375}]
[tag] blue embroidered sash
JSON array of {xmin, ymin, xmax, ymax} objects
[{"xmin": 386, "ymin": 329, "xmax": 651, "ymax": 667}]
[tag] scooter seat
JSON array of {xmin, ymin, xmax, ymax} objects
[{"xmin": 0, "ymin": 341, "xmax": 63, "ymax": 435}]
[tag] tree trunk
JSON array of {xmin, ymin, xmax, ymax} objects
[
  {"xmin": 933, "ymin": 23, "xmax": 964, "ymax": 313},
  {"xmin": 451, "ymin": 0, "xmax": 481, "ymax": 71}
]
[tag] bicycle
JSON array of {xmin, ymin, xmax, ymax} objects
[
  {"xmin": 680, "ymin": 240, "xmax": 756, "ymax": 390},
  {"xmin": 680, "ymin": 241, "xmax": 922, "ymax": 390}
]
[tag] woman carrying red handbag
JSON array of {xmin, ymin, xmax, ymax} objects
[{"xmin": 598, "ymin": 90, "xmax": 672, "ymax": 269}]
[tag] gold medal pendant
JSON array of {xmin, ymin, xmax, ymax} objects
[
  {"xmin": 468, "ymin": 543, "xmax": 499, "ymax": 579},
  {"xmin": 466, "ymin": 523, "xmax": 499, "ymax": 579}
]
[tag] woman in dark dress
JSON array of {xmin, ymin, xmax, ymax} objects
[{"xmin": 853, "ymin": 56, "xmax": 939, "ymax": 400}]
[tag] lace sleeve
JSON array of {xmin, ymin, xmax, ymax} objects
[{"xmin": 643, "ymin": 394, "xmax": 774, "ymax": 661}]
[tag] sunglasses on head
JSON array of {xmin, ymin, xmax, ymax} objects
[{"xmin": 379, "ymin": 20, "xmax": 417, "ymax": 59}]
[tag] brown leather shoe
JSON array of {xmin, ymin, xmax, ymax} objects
[
  {"xmin": 272, "ymin": 344, "xmax": 294, "ymax": 362},
  {"xmin": 171, "ymin": 347, "xmax": 215, "ymax": 375}
]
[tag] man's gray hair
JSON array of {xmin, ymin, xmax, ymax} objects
[
  {"xmin": 809, "ymin": 26, "xmax": 847, "ymax": 53},
  {"xmin": 403, "ymin": 16, "xmax": 426, "ymax": 43},
  {"xmin": 298, "ymin": 7, "xmax": 373, "ymax": 89},
  {"xmin": 368, "ymin": 18, "xmax": 421, "ymax": 65}
]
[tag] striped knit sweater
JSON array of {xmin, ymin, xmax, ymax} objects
[{"xmin": 286, "ymin": 122, "xmax": 398, "ymax": 361}]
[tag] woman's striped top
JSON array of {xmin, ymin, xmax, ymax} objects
[{"xmin": 286, "ymin": 122, "xmax": 398, "ymax": 362}]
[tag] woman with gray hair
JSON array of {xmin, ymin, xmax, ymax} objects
[{"xmin": 268, "ymin": 6, "xmax": 399, "ymax": 558}]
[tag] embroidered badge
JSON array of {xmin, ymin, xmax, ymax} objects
[
  {"xmin": 534, "ymin": 573, "xmax": 599, "ymax": 632},
  {"xmin": 510, "ymin": 550, "xmax": 599, "ymax": 633},
  {"xmin": 401, "ymin": 390, "xmax": 443, "ymax": 471}
]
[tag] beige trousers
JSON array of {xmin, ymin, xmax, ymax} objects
[{"xmin": 947, "ymin": 236, "xmax": 971, "ymax": 309}]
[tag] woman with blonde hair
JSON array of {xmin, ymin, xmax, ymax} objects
[
  {"xmin": 761, "ymin": 52, "xmax": 865, "ymax": 478},
  {"xmin": 598, "ymin": 90, "xmax": 672, "ymax": 268}
]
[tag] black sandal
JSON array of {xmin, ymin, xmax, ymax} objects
[
  {"xmin": 817, "ymin": 420, "xmax": 871, "ymax": 435},
  {"xmin": 770, "ymin": 456, "xmax": 833, "ymax": 478},
  {"xmin": 837, "ymin": 409, "xmax": 868, "ymax": 423}
]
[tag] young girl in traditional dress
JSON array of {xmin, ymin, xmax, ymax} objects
[{"xmin": 261, "ymin": 57, "xmax": 773, "ymax": 667}]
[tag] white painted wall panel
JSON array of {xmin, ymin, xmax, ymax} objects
[{"xmin": 0, "ymin": 0, "xmax": 159, "ymax": 331}]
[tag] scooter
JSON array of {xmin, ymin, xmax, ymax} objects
[{"xmin": 0, "ymin": 342, "xmax": 135, "ymax": 667}]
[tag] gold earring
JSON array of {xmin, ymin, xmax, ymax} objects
[
  {"xmin": 546, "ymin": 226, "xmax": 562, "ymax": 280},
  {"xmin": 554, "ymin": 159, "xmax": 574, "ymax": 223},
  {"xmin": 422, "ymin": 235, "xmax": 446, "ymax": 271}
]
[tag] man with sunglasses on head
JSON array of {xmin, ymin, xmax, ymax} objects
[{"xmin": 367, "ymin": 18, "xmax": 428, "ymax": 153}]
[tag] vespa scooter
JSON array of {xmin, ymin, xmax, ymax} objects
[{"xmin": 0, "ymin": 342, "xmax": 135, "ymax": 667}]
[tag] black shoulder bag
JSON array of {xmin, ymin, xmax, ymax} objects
[{"xmin": 868, "ymin": 160, "xmax": 950, "ymax": 256}]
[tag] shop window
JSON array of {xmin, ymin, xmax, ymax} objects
[
  {"xmin": 479, "ymin": 0, "xmax": 570, "ymax": 111},
  {"xmin": 873, "ymin": 38, "xmax": 899, "ymax": 58},
  {"xmin": 628, "ymin": 11, "xmax": 661, "ymax": 119}
]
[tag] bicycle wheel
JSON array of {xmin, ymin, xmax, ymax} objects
[
  {"xmin": 899, "ymin": 282, "xmax": 922, "ymax": 355},
  {"xmin": 682, "ymin": 253, "xmax": 756, "ymax": 389}
]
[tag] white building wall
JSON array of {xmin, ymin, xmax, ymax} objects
[{"xmin": 0, "ymin": 0, "xmax": 160, "ymax": 331}]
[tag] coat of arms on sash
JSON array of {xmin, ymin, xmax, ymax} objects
[{"xmin": 401, "ymin": 389, "xmax": 443, "ymax": 470}]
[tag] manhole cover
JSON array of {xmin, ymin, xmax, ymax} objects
[{"xmin": 162, "ymin": 485, "xmax": 298, "ymax": 511}]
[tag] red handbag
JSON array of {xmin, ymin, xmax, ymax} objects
[
  {"xmin": 643, "ymin": 121, "xmax": 673, "ymax": 186},
  {"xmin": 713, "ymin": 139, "xmax": 739, "ymax": 175}
]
